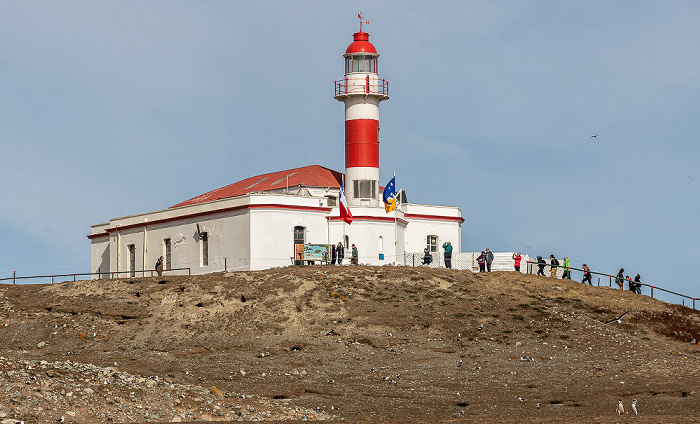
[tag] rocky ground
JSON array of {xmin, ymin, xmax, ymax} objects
[{"xmin": 0, "ymin": 266, "xmax": 699, "ymax": 423}]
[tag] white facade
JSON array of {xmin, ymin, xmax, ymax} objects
[{"xmin": 90, "ymin": 192, "xmax": 462, "ymax": 276}]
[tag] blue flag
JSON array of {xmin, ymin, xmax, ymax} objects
[{"xmin": 382, "ymin": 176, "xmax": 396, "ymax": 213}]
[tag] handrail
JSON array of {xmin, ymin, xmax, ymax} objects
[
  {"xmin": 526, "ymin": 261, "xmax": 696, "ymax": 309},
  {"xmin": 1, "ymin": 267, "xmax": 192, "ymax": 285},
  {"xmin": 334, "ymin": 78, "xmax": 389, "ymax": 96}
]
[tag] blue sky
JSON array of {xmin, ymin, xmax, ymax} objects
[{"xmin": 1, "ymin": 1, "xmax": 698, "ymax": 304}]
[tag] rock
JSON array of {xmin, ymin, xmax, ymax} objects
[
  {"xmin": 239, "ymin": 369, "xmax": 247, "ymax": 376},
  {"xmin": 37, "ymin": 341, "xmax": 47, "ymax": 349},
  {"xmin": 46, "ymin": 370, "xmax": 55, "ymax": 378},
  {"xmin": 210, "ymin": 386, "xmax": 223, "ymax": 398}
]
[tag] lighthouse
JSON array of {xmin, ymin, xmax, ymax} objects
[{"xmin": 334, "ymin": 17, "xmax": 389, "ymax": 207}]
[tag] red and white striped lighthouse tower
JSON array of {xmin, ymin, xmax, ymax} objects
[{"xmin": 334, "ymin": 15, "xmax": 389, "ymax": 207}]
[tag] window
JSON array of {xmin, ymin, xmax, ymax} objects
[
  {"xmin": 128, "ymin": 244, "xmax": 136, "ymax": 277},
  {"xmin": 164, "ymin": 238, "xmax": 171, "ymax": 270},
  {"xmin": 353, "ymin": 180, "xmax": 376, "ymax": 199},
  {"xmin": 326, "ymin": 196, "xmax": 337, "ymax": 206},
  {"xmin": 378, "ymin": 236, "xmax": 384, "ymax": 252},
  {"xmin": 427, "ymin": 235, "xmax": 438, "ymax": 253},
  {"xmin": 201, "ymin": 232, "xmax": 209, "ymax": 266},
  {"xmin": 346, "ymin": 55, "xmax": 377, "ymax": 73}
]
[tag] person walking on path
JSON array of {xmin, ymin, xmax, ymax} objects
[
  {"xmin": 443, "ymin": 242, "xmax": 453, "ymax": 269},
  {"xmin": 512, "ymin": 252, "xmax": 522, "ymax": 272},
  {"xmin": 155, "ymin": 256, "xmax": 164, "ymax": 276},
  {"xmin": 633, "ymin": 274, "xmax": 642, "ymax": 294},
  {"xmin": 330, "ymin": 244, "xmax": 337, "ymax": 265},
  {"xmin": 485, "ymin": 248, "xmax": 494, "ymax": 272},
  {"xmin": 581, "ymin": 264, "xmax": 592, "ymax": 285},
  {"xmin": 562, "ymin": 257, "xmax": 572, "ymax": 279},
  {"xmin": 351, "ymin": 244, "xmax": 359, "ymax": 265},
  {"xmin": 337, "ymin": 242, "xmax": 344, "ymax": 265},
  {"xmin": 477, "ymin": 251, "xmax": 486, "ymax": 272},
  {"xmin": 615, "ymin": 268, "xmax": 625, "ymax": 290},
  {"xmin": 550, "ymin": 255, "xmax": 559, "ymax": 278},
  {"xmin": 537, "ymin": 256, "xmax": 546, "ymax": 276},
  {"xmin": 627, "ymin": 275, "xmax": 635, "ymax": 292}
]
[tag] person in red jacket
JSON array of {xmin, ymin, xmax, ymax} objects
[
  {"xmin": 582, "ymin": 264, "xmax": 592, "ymax": 285},
  {"xmin": 512, "ymin": 252, "xmax": 522, "ymax": 271}
]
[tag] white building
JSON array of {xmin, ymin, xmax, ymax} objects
[{"xmin": 89, "ymin": 24, "xmax": 464, "ymax": 276}]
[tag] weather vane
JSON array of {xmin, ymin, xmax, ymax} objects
[{"xmin": 358, "ymin": 12, "xmax": 369, "ymax": 32}]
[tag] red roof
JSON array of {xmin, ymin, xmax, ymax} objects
[
  {"xmin": 346, "ymin": 31, "xmax": 377, "ymax": 54},
  {"xmin": 172, "ymin": 165, "xmax": 343, "ymax": 208}
]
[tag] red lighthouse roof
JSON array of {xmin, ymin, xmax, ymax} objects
[{"xmin": 345, "ymin": 31, "xmax": 377, "ymax": 54}]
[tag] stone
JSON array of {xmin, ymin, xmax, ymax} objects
[{"xmin": 37, "ymin": 341, "xmax": 47, "ymax": 349}]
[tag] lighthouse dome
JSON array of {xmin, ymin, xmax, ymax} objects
[{"xmin": 345, "ymin": 31, "xmax": 377, "ymax": 54}]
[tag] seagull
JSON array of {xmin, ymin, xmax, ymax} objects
[
  {"xmin": 520, "ymin": 356, "xmax": 534, "ymax": 362},
  {"xmin": 617, "ymin": 399, "xmax": 624, "ymax": 415},
  {"xmin": 604, "ymin": 310, "xmax": 631, "ymax": 325},
  {"xmin": 477, "ymin": 324, "xmax": 484, "ymax": 331},
  {"xmin": 54, "ymin": 417, "xmax": 65, "ymax": 423},
  {"xmin": 631, "ymin": 399, "xmax": 639, "ymax": 415},
  {"xmin": 536, "ymin": 402, "xmax": 541, "ymax": 409},
  {"xmin": 457, "ymin": 333, "xmax": 461, "ymax": 341},
  {"xmin": 518, "ymin": 397, "xmax": 527, "ymax": 402},
  {"xmin": 458, "ymin": 359, "xmax": 463, "ymax": 368},
  {"xmin": 590, "ymin": 135, "xmax": 598, "ymax": 138}
]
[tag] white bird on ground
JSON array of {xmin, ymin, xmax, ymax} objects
[
  {"xmin": 54, "ymin": 417, "xmax": 65, "ymax": 423},
  {"xmin": 617, "ymin": 399, "xmax": 624, "ymax": 415},
  {"xmin": 457, "ymin": 333, "xmax": 461, "ymax": 341},
  {"xmin": 605, "ymin": 310, "xmax": 631, "ymax": 325},
  {"xmin": 477, "ymin": 323, "xmax": 484, "ymax": 331},
  {"xmin": 631, "ymin": 399, "xmax": 639, "ymax": 415},
  {"xmin": 458, "ymin": 359, "xmax": 463, "ymax": 368}
]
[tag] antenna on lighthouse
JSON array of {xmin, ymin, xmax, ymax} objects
[{"xmin": 358, "ymin": 12, "xmax": 369, "ymax": 32}]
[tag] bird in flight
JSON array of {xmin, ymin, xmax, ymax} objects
[
  {"xmin": 604, "ymin": 310, "xmax": 631, "ymax": 325},
  {"xmin": 590, "ymin": 135, "xmax": 598, "ymax": 138}
]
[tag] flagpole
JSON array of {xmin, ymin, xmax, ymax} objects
[{"xmin": 393, "ymin": 173, "xmax": 398, "ymax": 265}]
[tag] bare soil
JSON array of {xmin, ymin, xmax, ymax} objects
[{"xmin": 1, "ymin": 266, "xmax": 699, "ymax": 423}]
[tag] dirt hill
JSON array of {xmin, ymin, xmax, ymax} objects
[{"xmin": 0, "ymin": 266, "xmax": 699, "ymax": 423}]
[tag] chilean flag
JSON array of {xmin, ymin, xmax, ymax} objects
[{"xmin": 339, "ymin": 184, "xmax": 353, "ymax": 224}]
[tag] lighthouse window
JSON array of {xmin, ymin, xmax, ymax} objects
[
  {"xmin": 353, "ymin": 180, "xmax": 376, "ymax": 199},
  {"xmin": 346, "ymin": 55, "xmax": 377, "ymax": 73}
]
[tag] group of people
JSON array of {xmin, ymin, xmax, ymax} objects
[
  {"xmin": 534, "ymin": 255, "xmax": 643, "ymax": 294},
  {"xmin": 616, "ymin": 268, "xmax": 642, "ymax": 294},
  {"xmin": 330, "ymin": 242, "xmax": 359, "ymax": 265},
  {"xmin": 422, "ymin": 241, "xmax": 454, "ymax": 268},
  {"xmin": 476, "ymin": 248, "xmax": 494, "ymax": 272}
]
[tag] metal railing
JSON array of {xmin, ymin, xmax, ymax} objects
[
  {"xmin": 526, "ymin": 261, "xmax": 697, "ymax": 309},
  {"xmin": 334, "ymin": 77, "xmax": 389, "ymax": 96},
  {"xmin": 0, "ymin": 267, "xmax": 192, "ymax": 285}
]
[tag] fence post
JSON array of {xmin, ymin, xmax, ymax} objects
[
  {"xmin": 188, "ymin": 268, "xmax": 191, "ymax": 275},
  {"xmin": 694, "ymin": 298, "xmax": 696, "ymax": 310},
  {"xmin": 98, "ymin": 267, "xmax": 101, "ymax": 279},
  {"xmin": 73, "ymin": 274, "xmax": 76, "ymax": 282},
  {"xmin": 609, "ymin": 276, "xmax": 612, "ymax": 287},
  {"xmin": 597, "ymin": 277, "xmax": 600, "ymax": 287},
  {"xmin": 225, "ymin": 257, "xmax": 227, "ymax": 272},
  {"xmin": 651, "ymin": 286, "xmax": 654, "ymax": 299},
  {"xmin": 13, "ymin": 271, "xmax": 16, "ymax": 285},
  {"xmin": 51, "ymin": 275, "xmax": 54, "ymax": 284}
]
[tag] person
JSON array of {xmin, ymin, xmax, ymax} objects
[
  {"xmin": 330, "ymin": 244, "xmax": 337, "ymax": 265},
  {"xmin": 581, "ymin": 264, "xmax": 592, "ymax": 285},
  {"xmin": 615, "ymin": 268, "xmax": 625, "ymax": 290},
  {"xmin": 550, "ymin": 255, "xmax": 559, "ymax": 278},
  {"xmin": 337, "ymin": 242, "xmax": 344, "ymax": 265},
  {"xmin": 477, "ymin": 251, "xmax": 486, "ymax": 272},
  {"xmin": 155, "ymin": 256, "xmax": 164, "ymax": 276},
  {"xmin": 627, "ymin": 275, "xmax": 635, "ymax": 292},
  {"xmin": 443, "ymin": 242, "xmax": 453, "ymax": 269},
  {"xmin": 536, "ymin": 256, "xmax": 546, "ymax": 276},
  {"xmin": 423, "ymin": 248, "xmax": 433, "ymax": 266},
  {"xmin": 512, "ymin": 252, "xmax": 522, "ymax": 272},
  {"xmin": 633, "ymin": 274, "xmax": 642, "ymax": 294},
  {"xmin": 351, "ymin": 244, "xmax": 358, "ymax": 265},
  {"xmin": 485, "ymin": 248, "xmax": 494, "ymax": 272},
  {"xmin": 562, "ymin": 257, "xmax": 572, "ymax": 279}
]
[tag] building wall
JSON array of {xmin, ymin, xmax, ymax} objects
[{"xmin": 90, "ymin": 193, "xmax": 463, "ymax": 276}]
